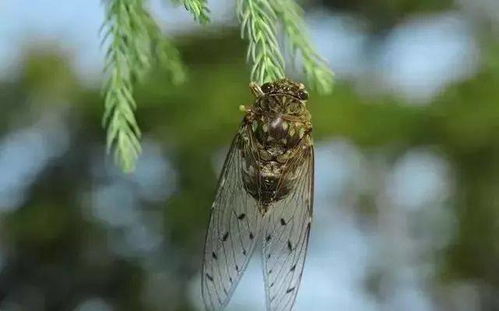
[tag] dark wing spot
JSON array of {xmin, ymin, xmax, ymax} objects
[
  {"xmin": 212, "ymin": 252, "xmax": 218, "ymax": 260},
  {"xmin": 287, "ymin": 240, "xmax": 293, "ymax": 252},
  {"xmin": 280, "ymin": 218, "xmax": 287, "ymax": 226},
  {"xmin": 269, "ymin": 269, "xmax": 273, "ymax": 274},
  {"xmin": 270, "ymin": 282, "xmax": 275, "ymax": 287},
  {"xmin": 286, "ymin": 287, "xmax": 296, "ymax": 294},
  {"xmin": 290, "ymin": 264, "xmax": 296, "ymax": 272},
  {"xmin": 267, "ymin": 253, "xmax": 271, "ymax": 259},
  {"xmin": 222, "ymin": 232, "xmax": 229, "ymax": 241},
  {"xmin": 229, "ymin": 277, "xmax": 233, "ymax": 283},
  {"xmin": 206, "ymin": 273, "xmax": 214, "ymax": 282},
  {"xmin": 266, "ymin": 234, "xmax": 271, "ymax": 242},
  {"xmin": 249, "ymin": 232, "xmax": 254, "ymax": 240},
  {"xmin": 236, "ymin": 265, "xmax": 240, "ymax": 272},
  {"xmin": 242, "ymin": 249, "xmax": 247, "ymax": 255},
  {"xmin": 223, "ymin": 288, "xmax": 228, "ymax": 295},
  {"xmin": 237, "ymin": 213, "xmax": 246, "ymax": 220}
]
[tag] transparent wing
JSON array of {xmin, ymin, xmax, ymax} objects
[
  {"xmin": 202, "ymin": 126, "xmax": 262, "ymax": 311},
  {"xmin": 262, "ymin": 140, "xmax": 314, "ymax": 311}
]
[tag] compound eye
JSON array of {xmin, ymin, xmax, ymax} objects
[
  {"xmin": 297, "ymin": 90, "xmax": 309, "ymax": 100},
  {"xmin": 261, "ymin": 83, "xmax": 272, "ymax": 93}
]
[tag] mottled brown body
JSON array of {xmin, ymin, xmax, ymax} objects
[{"xmin": 238, "ymin": 79, "xmax": 313, "ymax": 212}]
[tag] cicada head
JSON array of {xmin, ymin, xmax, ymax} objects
[{"xmin": 249, "ymin": 79, "xmax": 309, "ymax": 116}]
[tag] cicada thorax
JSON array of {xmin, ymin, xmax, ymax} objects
[{"xmin": 241, "ymin": 95, "xmax": 312, "ymax": 211}]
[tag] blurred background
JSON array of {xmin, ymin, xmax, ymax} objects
[{"xmin": 1, "ymin": 0, "xmax": 499, "ymax": 310}]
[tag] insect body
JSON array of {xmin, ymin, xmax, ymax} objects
[{"xmin": 202, "ymin": 79, "xmax": 314, "ymax": 311}]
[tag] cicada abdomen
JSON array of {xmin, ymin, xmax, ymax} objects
[{"xmin": 202, "ymin": 79, "xmax": 314, "ymax": 311}]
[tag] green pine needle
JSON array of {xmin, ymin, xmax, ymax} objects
[
  {"xmin": 272, "ymin": 0, "xmax": 334, "ymax": 94},
  {"xmin": 102, "ymin": 0, "xmax": 186, "ymax": 172},
  {"xmin": 172, "ymin": 0, "xmax": 211, "ymax": 24},
  {"xmin": 102, "ymin": 0, "xmax": 146, "ymax": 172},
  {"xmin": 143, "ymin": 12, "xmax": 187, "ymax": 84},
  {"xmin": 237, "ymin": 0, "xmax": 285, "ymax": 84}
]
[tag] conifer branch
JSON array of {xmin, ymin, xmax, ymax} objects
[
  {"xmin": 101, "ymin": 0, "xmax": 333, "ymax": 172},
  {"xmin": 172, "ymin": 0, "xmax": 210, "ymax": 24},
  {"xmin": 143, "ymin": 12, "xmax": 187, "ymax": 84},
  {"xmin": 102, "ymin": 0, "xmax": 186, "ymax": 172},
  {"xmin": 237, "ymin": 0, "xmax": 285, "ymax": 84},
  {"xmin": 272, "ymin": 0, "xmax": 334, "ymax": 94}
]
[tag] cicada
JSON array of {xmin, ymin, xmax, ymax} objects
[{"xmin": 202, "ymin": 79, "xmax": 314, "ymax": 311}]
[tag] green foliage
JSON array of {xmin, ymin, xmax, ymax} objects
[
  {"xmin": 172, "ymin": 0, "xmax": 211, "ymax": 24},
  {"xmin": 102, "ymin": 0, "xmax": 185, "ymax": 172},
  {"xmin": 144, "ymin": 13, "xmax": 187, "ymax": 85},
  {"xmin": 237, "ymin": 0, "xmax": 334, "ymax": 91},
  {"xmin": 102, "ymin": 0, "xmax": 333, "ymax": 172},
  {"xmin": 272, "ymin": 0, "xmax": 334, "ymax": 94},
  {"xmin": 237, "ymin": 0, "xmax": 285, "ymax": 83},
  {"xmin": 102, "ymin": 0, "xmax": 146, "ymax": 172}
]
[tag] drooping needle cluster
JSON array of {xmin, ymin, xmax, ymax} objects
[{"xmin": 101, "ymin": 0, "xmax": 333, "ymax": 172}]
